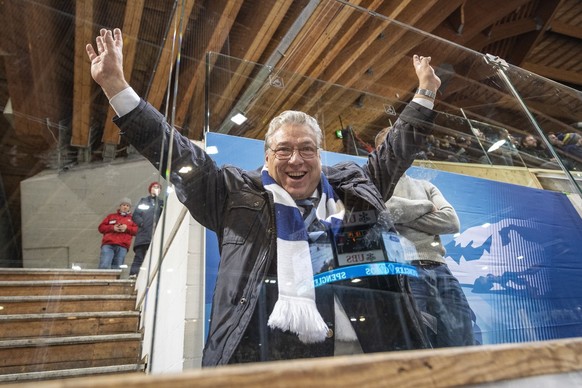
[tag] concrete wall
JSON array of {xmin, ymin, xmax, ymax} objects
[{"xmin": 20, "ymin": 158, "xmax": 163, "ymax": 269}]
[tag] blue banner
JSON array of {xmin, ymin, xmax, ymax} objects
[{"xmin": 205, "ymin": 132, "xmax": 582, "ymax": 346}]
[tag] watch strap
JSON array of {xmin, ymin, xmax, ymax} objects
[{"xmin": 415, "ymin": 88, "xmax": 437, "ymax": 99}]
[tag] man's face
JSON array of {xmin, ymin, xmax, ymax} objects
[
  {"xmin": 150, "ymin": 184, "xmax": 161, "ymax": 196},
  {"xmin": 119, "ymin": 203, "xmax": 131, "ymax": 213},
  {"xmin": 523, "ymin": 136, "xmax": 537, "ymax": 148},
  {"xmin": 266, "ymin": 124, "xmax": 321, "ymax": 200}
]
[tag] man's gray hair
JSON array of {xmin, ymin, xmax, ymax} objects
[{"xmin": 264, "ymin": 110, "xmax": 322, "ymax": 152}]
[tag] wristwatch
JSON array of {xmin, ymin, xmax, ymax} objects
[{"xmin": 415, "ymin": 88, "xmax": 437, "ymax": 99}]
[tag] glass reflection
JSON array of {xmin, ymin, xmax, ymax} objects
[{"xmin": 0, "ymin": 0, "xmax": 581, "ymax": 383}]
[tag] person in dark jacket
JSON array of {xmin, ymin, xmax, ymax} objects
[
  {"xmin": 87, "ymin": 28, "xmax": 441, "ymax": 366},
  {"xmin": 98, "ymin": 197, "xmax": 138, "ymax": 269},
  {"xmin": 129, "ymin": 181, "xmax": 164, "ymax": 277}
]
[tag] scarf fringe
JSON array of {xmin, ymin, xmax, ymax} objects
[{"xmin": 267, "ymin": 296, "xmax": 329, "ymax": 343}]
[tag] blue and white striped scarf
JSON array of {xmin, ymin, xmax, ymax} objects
[{"xmin": 262, "ymin": 167, "xmax": 345, "ymax": 343}]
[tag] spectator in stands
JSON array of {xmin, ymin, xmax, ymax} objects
[
  {"xmin": 516, "ymin": 133, "xmax": 564, "ymax": 170},
  {"xmin": 560, "ymin": 132, "xmax": 582, "ymax": 169},
  {"xmin": 431, "ymin": 136, "xmax": 457, "ymax": 161},
  {"xmin": 547, "ymin": 132, "xmax": 561, "ymax": 147},
  {"xmin": 562, "ymin": 133, "xmax": 582, "ymax": 152},
  {"xmin": 129, "ymin": 182, "xmax": 164, "ymax": 278},
  {"xmin": 424, "ymin": 134, "xmax": 440, "ymax": 160},
  {"xmin": 518, "ymin": 134, "xmax": 548, "ymax": 160},
  {"xmin": 98, "ymin": 198, "xmax": 138, "ymax": 269},
  {"xmin": 450, "ymin": 136, "xmax": 479, "ymax": 163}
]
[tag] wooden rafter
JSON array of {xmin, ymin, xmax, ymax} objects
[
  {"xmin": 505, "ymin": 0, "xmax": 563, "ymax": 66},
  {"xmin": 174, "ymin": 0, "xmax": 243, "ymax": 130},
  {"xmin": 101, "ymin": 0, "xmax": 146, "ymax": 145},
  {"xmin": 72, "ymin": 0, "xmax": 94, "ymax": 147}
]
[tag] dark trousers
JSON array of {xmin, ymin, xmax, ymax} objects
[
  {"xmin": 409, "ymin": 262, "xmax": 475, "ymax": 347},
  {"xmin": 130, "ymin": 244, "xmax": 149, "ymax": 276}
]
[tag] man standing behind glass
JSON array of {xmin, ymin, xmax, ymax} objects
[
  {"xmin": 377, "ymin": 129, "xmax": 475, "ymax": 348},
  {"xmin": 86, "ymin": 28, "xmax": 441, "ymax": 366},
  {"xmin": 129, "ymin": 182, "xmax": 164, "ymax": 278}
]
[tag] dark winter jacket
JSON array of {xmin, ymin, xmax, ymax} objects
[
  {"xmin": 132, "ymin": 195, "xmax": 164, "ymax": 248},
  {"xmin": 115, "ymin": 99, "xmax": 436, "ymax": 367}
]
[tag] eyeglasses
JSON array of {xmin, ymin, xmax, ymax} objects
[{"xmin": 270, "ymin": 146, "xmax": 319, "ymax": 160}]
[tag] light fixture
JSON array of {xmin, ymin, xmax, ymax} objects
[
  {"xmin": 178, "ymin": 166, "xmax": 193, "ymax": 174},
  {"xmin": 487, "ymin": 139, "xmax": 506, "ymax": 153},
  {"xmin": 230, "ymin": 113, "xmax": 248, "ymax": 125}
]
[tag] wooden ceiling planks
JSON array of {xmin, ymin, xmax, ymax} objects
[
  {"xmin": 1, "ymin": 0, "xmax": 581, "ymax": 167},
  {"xmin": 500, "ymin": 0, "xmax": 563, "ymax": 66}
]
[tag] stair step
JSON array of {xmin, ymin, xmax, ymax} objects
[
  {"xmin": 0, "ymin": 311, "xmax": 140, "ymax": 340},
  {"xmin": 0, "ymin": 363, "xmax": 145, "ymax": 383},
  {"xmin": 0, "ymin": 268, "xmax": 143, "ymax": 382},
  {"xmin": 0, "ymin": 269, "xmax": 122, "ymax": 281},
  {"xmin": 0, "ymin": 295, "xmax": 136, "ymax": 314},
  {"xmin": 0, "ymin": 333, "xmax": 142, "ymax": 374},
  {"xmin": 0, "ymin": 279, "xmax": 136, "ymax": 297}
]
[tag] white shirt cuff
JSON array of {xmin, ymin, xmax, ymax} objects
[
  {"xmin": 412, "ymin": 97, "xmax": 434, "ymax": 110},
  {"xmin": 109, "ymin": 87, "xmax": 140, "ymax": 117}
]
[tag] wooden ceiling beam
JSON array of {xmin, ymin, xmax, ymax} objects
[
  {"xmin": 175, "ymin": 0, "xmax": 243, "ymax": 132},
  {"xmin": 549, "ymin": 19, "xmax": 582, "ymax": 40},
  {"xmin": 288, "ymin": 1, "xmax": 420, "ymax": 125},
  {"xmin": 431, "ymin": 0, "xmax": 532, "ymax": 44},
  {"xmin": 3, "ymin": 0, "xmax": 64, "ymax": 147},
  {"xmin": 101, "ymin": 0, "xmax": 145, "ymax": 145},
  {"xmin": 72, "ymin": 0, "xmax": 94, "ymax": 147},
  {"xmin": 447, "ymin": 2, "xmax": 466, "ymax": 34},
  {"xmin": 206, "ymin": 0, "xmax": 293, "ymax": 136},
  {"xmin": 467, "ymin": 18, "xmax": 538, "ymax": 50},
  {"xmin": 146, "ymin": 0, "xmax": 197, "ymax": 110},
  {"xmin": 522, "ymin": 62, "xmax": 582, "ymax": 86},
  {"xmin": 251, "ymin": 0, "xmax": 378, "ymax": 131},
  {"xmin": 242, "ymin": 0, "xmax": 350, "ymax": 133},
  {"xmin": 314, "ymin": 0, "xmax": 463, "ymax": 132},
  {"xmin": 504, "ymin": 0, "xmax": 562, "ymax": 66}
]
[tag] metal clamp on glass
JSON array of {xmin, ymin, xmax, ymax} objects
[{"xmin": 415, "ymin": 88, "xmax": 437, "ymax": 99}]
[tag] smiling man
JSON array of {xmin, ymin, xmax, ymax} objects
[
  {"xmin": 87, "ymin": 28, "xmax": 441, "ymax": 367},
  {"xmin": 264, "ymin": 113, "xmax": 323, "ymax": 200}
]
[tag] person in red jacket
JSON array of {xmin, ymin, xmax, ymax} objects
[{"xmin": 98, "ymin": 197, "xmax": 138, "ymax": 269}]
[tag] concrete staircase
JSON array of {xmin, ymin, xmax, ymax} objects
[{"xmin": 0, "ymin": 268, "xmax": 144, "ymax": 383}]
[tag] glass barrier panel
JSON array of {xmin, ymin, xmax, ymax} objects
[
  {"xmin": 2, "ymin": 0, "xmax": 582, "ymax": 382},
  {"xmin": 502, "ymin": 60, "xmax": 582, "ymax": 192}
]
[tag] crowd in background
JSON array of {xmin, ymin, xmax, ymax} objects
[{"xmin": 422, "ymin": 127, "xmax": 582, "ymax": 171}]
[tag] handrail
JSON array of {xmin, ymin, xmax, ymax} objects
[{"xmin": 24, "ymin": 337, "xmax": 582, "ymax": 387}]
